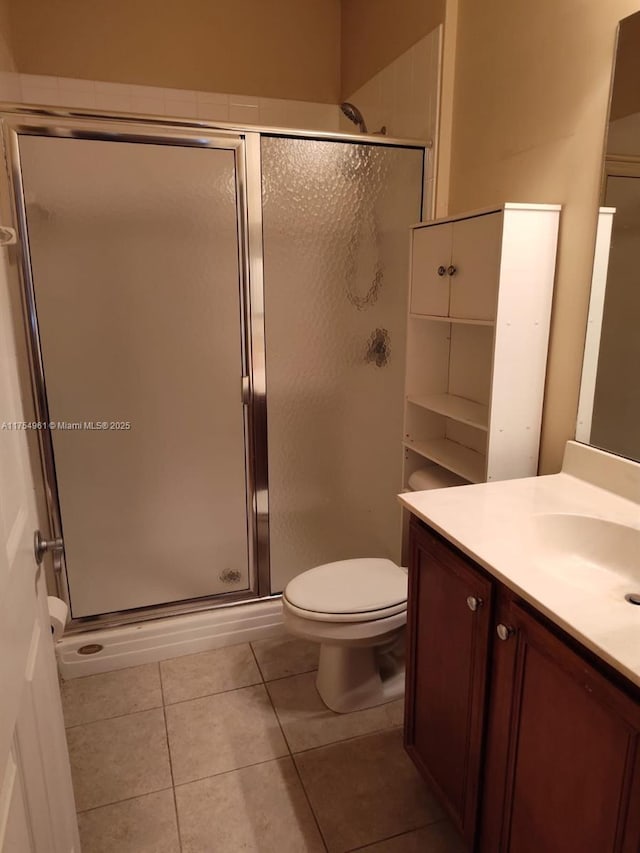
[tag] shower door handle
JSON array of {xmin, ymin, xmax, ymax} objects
[
  {"xmin": 241, "ymin": 375, "xmax": 251, "ymax": 405},
  {"xmin": 34, "ymin": 529, "xmax": 64, "ymax": 565}
]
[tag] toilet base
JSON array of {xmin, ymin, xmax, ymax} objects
[{"xmin": 315, "ymin": 635, "xmax": 405, "ymax": 713}]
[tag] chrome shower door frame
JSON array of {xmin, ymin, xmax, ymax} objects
[{"xmin": 1, "ymin": 112, "xmax": 271, "ymax": 629}]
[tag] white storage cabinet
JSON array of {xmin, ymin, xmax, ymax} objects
[{"xmin": 403, "ymin": 203, "xmax": 560, "ymax": 487}]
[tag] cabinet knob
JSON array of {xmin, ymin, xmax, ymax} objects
[
  {"xmin": 466, "ymin": 595, "xmax": 483, "ymax": 612},
  {"xmin": 437, "ymin": 265, "xmax": 447, "ymax": 277},
  {"xmin": 447, "ymin": 265, "xmax": 457, "ymax": 276},
  {"xmin": 496, "ymin": 624, "xmax": 515, "ymax": 641}
]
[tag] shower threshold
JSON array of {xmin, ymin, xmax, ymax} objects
[{"xmin": 56, "ymin": 595, "xmax": 284, "ymax": 679}]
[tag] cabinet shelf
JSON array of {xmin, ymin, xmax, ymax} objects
[
  {"xmin": 403, "ymin": 438, "xmax": 485, "ymax": 483},
  {"xmin": 407, "ymin": 393, "xmax": 489, "ymax": 431},
  {"xmin": 409, "ymin": 313, "xmax": 495, "ymax": 327}
]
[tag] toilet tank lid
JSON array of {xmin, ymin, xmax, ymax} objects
[{"xmin": 284, "ymin": 558, "xmax": 407, "ymax": 615}]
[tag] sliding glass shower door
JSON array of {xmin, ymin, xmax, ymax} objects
[
  {"xmin": 17, "ymin": 131, "xmax": 253, "ymax": 618},
  {"xmin": 261, "ymin": 137, "xmax": 424, "ymax": 592}
]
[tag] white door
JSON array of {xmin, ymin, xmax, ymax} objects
[{"xmin": 0, "ymin": 245, "xmax": 80, "ymax": 850}]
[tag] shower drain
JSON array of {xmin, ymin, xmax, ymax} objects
[
  {"xmin": 624, "ymin": 593, "xmax": 640, "ymax": 606},
  {"xmin": 78, "ymin": 643, "xmax": 104, "ymax": 655}
]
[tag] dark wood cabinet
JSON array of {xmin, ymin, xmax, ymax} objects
[
  {"xmin": 480, "ymin": 590, "xmax": 640, "ymax": 853},
  {"xmin": 405, "ymin": 516, "xmax": 640, "ymax": 852},
  {"xmin": 404, "ymin": 517, "xmax": 493, "ymax": 845}
]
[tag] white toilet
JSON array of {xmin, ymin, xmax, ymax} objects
[{"xmin": 282, "ymin": 558, "xmax": 408, "ymax": 713}]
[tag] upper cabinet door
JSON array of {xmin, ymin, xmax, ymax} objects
[
  {"xmin": 410, "ymin": 221, "xmax": 453, "ymax": 316},
  {"xmin": 449, "ymin": 213, "xmax": 502, "ymax": 320}
]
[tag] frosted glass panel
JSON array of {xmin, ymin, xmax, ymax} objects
[
  {"xmin": 20, "ymin": 136, "xmax": 250, "ymax": 617},
  {"xmin": 262, "ymin": 137, "xmax": 423, "ymax": 592}
]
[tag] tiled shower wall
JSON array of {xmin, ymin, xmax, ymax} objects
[
  {"xmin": 339, "ymin": 28, "xmax": 442, "ymax": 217},
  {"xmin": 0, "ymin": 71, "xmax": 341, "ymax": 132}
]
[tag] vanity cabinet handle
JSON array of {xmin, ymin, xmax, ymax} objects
[
  {"xmin": 466, "ymin": 596, "xmax": 483, "ymax": 612},
  {"xmin": 447, "ymin": 265, "xmax": 457, "ymax": 276},
  {"xmin": 496, "ymin": 624, "xmax": 515, "ymax": 641},
  {"xmin": 437, "ymin": 265, "xmax": 447, "ymax": 277}
]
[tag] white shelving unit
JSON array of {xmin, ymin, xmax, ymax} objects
[{"xmin": 402, "ymin": 203, "xmax": 560, "ymax": 490}]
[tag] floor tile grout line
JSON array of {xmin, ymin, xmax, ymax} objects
[
  {"xmin": 75, "ymin": 783, "xmax": 175, "ymax": 815},
  {"xmin": 342, "ymin": 816, "xmax": 450, "ymax": 852},
  {"xmin": 158, "ymin": 662, "xmax": 184, "ymax": 853},
  {"xmin": 288, "ymin": 724, "xmax": 406, "ymax": 758},
  {"xmin": 248, "ymin": 644, "xmax": 329, "ymax": 852},
  {"xmin": 249, "ymin": 642, "xmax": 328, "ymax": 851},
  {"xmin": 289, "ymin": 751, "xmax": 330, "ymax": 853},
  {"xmin": 64, "ymin": 701, "xmax": 166, "ymax": 730},
  {"xmin": 172, "ymin": 753, "xmax": 299, "ymax": 790},
  {"xmin": 61, "ymin": 660, "xmax": 158, "ymax": 684},
  {"xmin": 248, "ymin": 640, "xmax": 268, "ymax": 683},
  {"xmin": 160, "ymin": 675, "xmax": 265, "ymax": 710},
  {"xmin": 248, "ymin": 644, "xmax": 293, "ymax": 758},
  {"xmin": 258, "ymin": 665, "xmax": 319, "ymax": 684}
]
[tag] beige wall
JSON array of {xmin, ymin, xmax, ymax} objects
[
  {"xmin": 340, "ymin": 0, "xmax": 445, "ymax": 98},
  {"xmin": 447, "ymin": 0, "xmax": 640, "ymax": 473},
  {"xmin": 0, "ymin": 0, "xmax": 15, "ymax": 71},
  {"xmin": 10, "ymin": 0, "xmax": 341, "ymax": 103}
]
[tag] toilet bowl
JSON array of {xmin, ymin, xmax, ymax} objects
[{"xmin": 282, "ymin": 558, "xmax": 407, "ymax": 713}]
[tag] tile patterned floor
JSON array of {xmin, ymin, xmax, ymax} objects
[{"xmin": 61, "ymin": 637, "xmax": 465, "ymax": 853}]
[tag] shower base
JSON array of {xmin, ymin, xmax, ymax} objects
[{"xmin": 56, "ymin": 596, "xmax": 284, "ymax": 679}]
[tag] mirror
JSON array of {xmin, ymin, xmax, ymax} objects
[{"xmin": 577, "ymin": 10, "xmax": 640, "ymax": 462}]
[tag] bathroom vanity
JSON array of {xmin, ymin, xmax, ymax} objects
[{"xmin": 400, "ymin": 442, "xmax": 640, "ymax": 851}]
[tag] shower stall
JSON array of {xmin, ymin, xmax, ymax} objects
[{"xmin": 2, "ymin": 108, "xmax": 424, "ymax": 631}]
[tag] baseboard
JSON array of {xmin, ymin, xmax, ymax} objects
[{"xmin": 56, "ymin": 596, "xmax": 285, "ymax": 679}]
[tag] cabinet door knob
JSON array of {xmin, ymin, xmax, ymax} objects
[
  {"xmin": 466, "ymin": 595, "xmax": 483, "ymax": 612},
  {"xmin": 447, "ymin": 265, "xmax": 457, "ymax": 276},
  {"xmin": 437, "ymin": 265, "xmax": 447, "ymax": 277},
  {"xmin": 496, "ymin": 624, "xmax": 515, "ymax": 641}
]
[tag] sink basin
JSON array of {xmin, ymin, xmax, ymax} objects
[{"xmin": 532, "ymin": 514, "xmax": 640, "ymax": 589}]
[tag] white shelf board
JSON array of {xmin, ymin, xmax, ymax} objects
[
  {"xmin": 406, "ymin": 464, "xmax": 469, "ymax": 490},
  {"xmin": 409, "ymin": 313, "xmax": 495, "ymax": 326},
  {"xmin": 407, "ymin": 393, "xmax": 489, "ymax": 431},
  {"xmin": 403, "ymin": 437, "xmax": 486, "ymax": 483}
]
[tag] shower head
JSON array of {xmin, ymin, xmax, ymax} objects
[{"xmin": 340, "ymin": 102, "xmax": 368, "ymax": 134}]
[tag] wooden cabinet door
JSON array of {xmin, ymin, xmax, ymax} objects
[
  {"xmin": 410, "ymin": 222, "xmax": 452, "ymax": 316},
  {"xmin": 480, "ymin": 596, "xmax": 640, "ymax": 853},
  {"xmin": 449, "ymin": 213, "xmax": 502, "ymax": 320},
  {"xmin": 405, "ymin": 520, "xmax": 493, "ymax": 844}
]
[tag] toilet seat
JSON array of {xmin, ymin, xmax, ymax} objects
[
  {"xmin": 283, "ymin": 558, "xmax": 407, "ymax": 623},
  {"xmin": 283, "ymin": 595, "xmax": 406, "ymax": 623}
]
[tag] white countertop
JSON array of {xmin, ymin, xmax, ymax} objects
[{"xmin": 399, "ymin": 443, "xmax": 640, "ymax": 688}]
